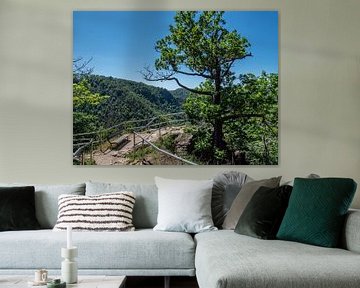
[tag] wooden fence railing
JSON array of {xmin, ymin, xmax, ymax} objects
[
  {"xmin": 73, "ymin": 112, "xmax": 192, "ymax": 165},
  {"xmin": 132, "ymin": 131, "xmax": 197, "ymax": 165}
]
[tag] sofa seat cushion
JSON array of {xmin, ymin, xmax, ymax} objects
[
  {"xmin": 0, "ymin": 229, "xmax": 195, "ymax": 270},
  {"xmin": 195, "ymin": 230, "xmax": 360, "ymax": 288}
]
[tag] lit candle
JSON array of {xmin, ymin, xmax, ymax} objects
[{"xmin": 67, "ymin": 225, "xmax": 72, "ymax": 249}]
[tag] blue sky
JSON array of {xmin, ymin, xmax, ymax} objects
[{"xmin": 73, "ymin": 11, "xmax": 278, "ymax": 90}]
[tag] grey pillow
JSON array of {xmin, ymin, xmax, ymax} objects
[
  {"xmin": 153, "ymin": 177, "xmax": 217, "ymax": 233},
  {"xmin": 86, "ymin": 181, "xmax": 158, "ymax": 229},
  {"xmin": 212, "ymin": 171, "xmax": 252, "ymax": 228},
  {"xmin": 283, "ymin": 173, "xmax": 320, "ymax": 186},
  {"xmin": 0, "ymin": 183, "xmax": 86, "ymax": 228},
  {"xmin": 222, "ymin": 176, "xmax": 281, "ymax": 230}
]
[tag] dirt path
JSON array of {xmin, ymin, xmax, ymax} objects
[{"xmin": 92, "ymin": 126, "xmax": 184, "ymax": 165}]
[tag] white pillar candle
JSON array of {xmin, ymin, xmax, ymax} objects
[{"xmin": 67, "ymin": 225, "xmax": 72, "ymax": 249}]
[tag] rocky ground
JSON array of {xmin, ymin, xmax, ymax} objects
[{"xmin": 92, "ymin": 126, "xmax": 192, "ymax": 165}]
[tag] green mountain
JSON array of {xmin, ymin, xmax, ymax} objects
[
  {"xmin": 84, "ymin": 75, "xmax": 182, "ymax": 128},
  {"xmin": 169, "ymin": 88, "xmax": 190, "ymax": 104}
]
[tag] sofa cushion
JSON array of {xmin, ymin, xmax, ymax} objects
[
  {"xmin": 234, "ymin": 185, "xmax": 292, "ymax": 239},
  {"xmin": 222, "ymin": 176, "xmax": 281, "ymax": 229},
  {"xmin": 212, "ymin": 171, "xmax": 251, "ymax": 228},
  {"xmin": 154, "ymin": 177, "xmax": 216, "ymax": 233},
  {"xmin": 277, "ymin": 178, "xmax": 357, "ymax": 247},
  {"xmin": 0, "ymin": 229, "xmax": 195, "ymax": 272},
  {"xmin": 0, "ymin": 183, "xmax": 86, "ymax": 229},
  {"xmin": 342, "ymin": 209, "xmax": 360, "ymax": 253},
  {"xmin": 86, "ymin": 181, "xmax": 158, "ymax": 229},
  {"xmin": 195, "ymin": 230, "xmax": 360, "ymax": 288},
  {"xmin": 53, "ymin": 192, "xmax": 136, "ymax": 232},
  {"xmin": 0, "ymin": 186, "xmax": 40, "ymax": 231}
]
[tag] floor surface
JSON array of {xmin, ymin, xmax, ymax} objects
[{"xmin": 126, "ymin": 276, "xmax": 199, "ymax": 288}]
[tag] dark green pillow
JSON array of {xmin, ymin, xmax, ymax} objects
[
  {"xmin": 276, "ymin": 178, "xmax": 357, "ymax": 247},
  {"xmin": 0, "ymin": 186, "xmax": 41, "ymax": 231},
  {"xmin": 235, "ymin": 185, "xmax": 292, "ymax": 239}
]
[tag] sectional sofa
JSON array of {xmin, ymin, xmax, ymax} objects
[{"xmin": 0, "ymin": 179, "xmax": 359, "ymax": 288}]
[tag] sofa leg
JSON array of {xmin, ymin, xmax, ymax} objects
[{"xmin": 164, "ymin": 276, "xmax": 170, "ymax": 288}]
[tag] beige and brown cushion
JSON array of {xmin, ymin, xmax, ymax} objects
[{"xmin": 53, "ymin": 192, "xmax": 135, "ymax": 232}]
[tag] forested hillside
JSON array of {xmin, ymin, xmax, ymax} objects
[
  {"xmin": 169, "ymin": 88, "xmax": 189, "ymax": 104},
  {"xmin": 81, "ymin": 75, "xmax": 182, "ymax": 128}
]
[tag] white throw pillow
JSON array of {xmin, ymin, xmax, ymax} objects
[
  {"xmin": 153, "ymin": 177, "xmax": 217, "ymax": 233},
  {"xmin": 53, "ymin": 192, "xmax": 135, "ymax": 232}
]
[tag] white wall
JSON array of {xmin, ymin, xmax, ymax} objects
[{"xmin": 0, "ymin": 0, "xmax": 359, "ymax": 207}]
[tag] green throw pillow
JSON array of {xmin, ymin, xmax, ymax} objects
[{"xmin": 277, "ymin": 178, "xmax": 357, "ymax": 247}]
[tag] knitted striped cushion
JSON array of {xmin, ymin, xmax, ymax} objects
[{"xmin": 53, "ymin": 192, "xmax": 136, "ymax": 231}]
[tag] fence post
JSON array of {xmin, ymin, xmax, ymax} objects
[
  {"xmin": 90, "ymin": 142, "xmax": 93, "ymax": 164},
  {"xmin": 133, "ymin": 133, "xmax": 136, "ymax": 147}
]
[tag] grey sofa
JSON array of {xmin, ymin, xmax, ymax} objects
[
  {"xmin": 0, "ymin": 181, "xmax": 360, "ymax": 288},
  {"xmin": 195, "ymin": 212, "xmax": 360, "ymax": 288},
  {"xmin": 0, "ymin": 181, "xmax": 195, "ymax": 279}
]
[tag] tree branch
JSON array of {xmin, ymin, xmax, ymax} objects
[
  {"xmin": 221, "ymin": 59, "xmax": 236, "ymax": 78},
  {"xmin": 226, "ymin": 52, "xmax": 252, "ymax": 62},
  {"xmin": 73, "ymin": 57, "xmax": 94, "ymax": 75},
  {"xmin": 221, "ymin": 53, "xmax": 252, "ymax": 77},
  {"xmin": 168, "ymin": 77, "xmax": 212, "ymax": 95},
  {"xmin": 170, "ymin": 67, "xmax": 212, "ymax": 79},
  {"xmin": 221, "ymin": 112, "xmax": 264, "ymax": 121},
  {"xmin": 142, "ymin": 67, "xmax": 213, "ymax": 96}
]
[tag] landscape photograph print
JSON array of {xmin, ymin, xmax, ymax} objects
[{"xmin": 73, "ymin": 11, "xmax": 278, "ymax": 166}]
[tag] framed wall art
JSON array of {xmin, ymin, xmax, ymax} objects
[{"xmin": 73, "ymin": 11, "xmax": 278, "ymax": 166}]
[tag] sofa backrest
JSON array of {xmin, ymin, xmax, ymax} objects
[{"xmin": 86, "ymin": 181, "xmax": 158, "ymax": 229}]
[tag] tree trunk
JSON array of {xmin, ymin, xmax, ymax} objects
[
  {"xmin": 213, "ymin": 119, "xmax": 225, "ymax": 150},
  {"xmin": 212, "ymin": 67, "xmax": 226, "ymax": 159}
]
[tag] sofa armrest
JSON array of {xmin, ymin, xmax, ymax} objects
[{"xmin": 342, "ymin": 209, "xmax": 360, "ymax": 253}]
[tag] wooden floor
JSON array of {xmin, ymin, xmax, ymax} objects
[{"xmin": 126, "ymin": 276, "xmax": 199, "ymax": 288}]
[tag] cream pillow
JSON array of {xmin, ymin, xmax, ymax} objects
[{"xmin": 154, "ymin": 177, "xmax": 217, "ymax": 233}]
